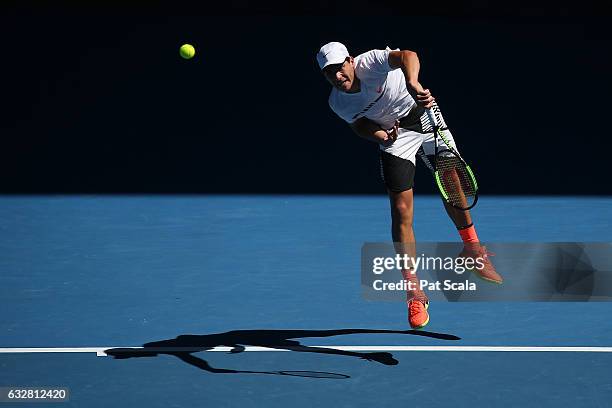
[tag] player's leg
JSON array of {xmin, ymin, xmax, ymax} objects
[
  {"xmin": 421, "ymin": 151, "xmax": 501, "ymax": 283},
  {"xmin": 380, "ymin": 150, "xmax": 430, "ymax": 329},
  {"xmin": 442, "ymin": 198, "xmax": 472, "ymax": 230},
  {"xmin": 420, "ymin": 104, "xmax": 502, "ymax": 283},
  {"xmin": 388, "ymin": 188, "xmax": 416, "ymax": 263},
  {"xmin": 387, "ymin": 188, "xmax": 430, "ymax": 329},
  {"xmin": 429, "ymin": 155, "xmax": 474, "ymax": 232}
]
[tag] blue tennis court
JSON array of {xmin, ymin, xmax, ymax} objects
[{"xmin": 1, "ymin": 195, "xmax": 611, "ymax": 406}]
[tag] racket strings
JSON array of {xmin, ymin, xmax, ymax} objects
[{"xmin": 435, "ymin": 156, "xmax": 477, "ymax": 207}]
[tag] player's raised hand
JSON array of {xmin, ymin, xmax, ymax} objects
[
  {"xmin": 416, "ymin": 88, "xmax": 435, "ymax": 109},
  {"xmin": 408, "ymin": 81, "xmax": 435, "ymax": 109}
]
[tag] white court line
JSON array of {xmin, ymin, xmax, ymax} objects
[{"xmin": 1, "ymin": 346, "xmax": 612, "ymax": 357}]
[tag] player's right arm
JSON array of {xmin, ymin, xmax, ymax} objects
[
  {"xmin": 349, "ymin": 117, "xmax": 398, "ymax": 147},
  {"xmin": 388, "ymin": 50, "xmax": 434, "ymax": 109}
]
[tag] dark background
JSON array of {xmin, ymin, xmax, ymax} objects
[{"xmin": 1, "ymin": 2, "xmax": 611, "ymax": 194}]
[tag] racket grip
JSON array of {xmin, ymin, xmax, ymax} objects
[{"xmin": 426, "ymin": 108, "xmax": 438, "ymax": 128}]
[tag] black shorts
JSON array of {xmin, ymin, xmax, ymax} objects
[
  {"xmin": 378, "ymin": 103, "xmax": 455, "ymax": 193},
  {"xmin": 380, "ymin": 150, "xmax": 441, "ymax": 193},
  {"xmin": 380, "ymin": 151, "xmax": 416, "ymax": 193}
]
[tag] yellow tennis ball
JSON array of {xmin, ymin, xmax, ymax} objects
[{"xmin": 179, "ymin": 44, "xmax": 195, "ymax": 59}]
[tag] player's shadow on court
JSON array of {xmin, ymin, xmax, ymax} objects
[{"xmin": 105, "ymin": 328, "xmax": 460, "ymax": 379}]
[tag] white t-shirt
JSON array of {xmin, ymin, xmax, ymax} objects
[{"xmin": 328, "ymin": 48, "xmax": 415, "ymax": 129}]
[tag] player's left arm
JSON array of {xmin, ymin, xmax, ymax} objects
[
  {"xmin": 388, "ymin": 50, "xmax": 434, "ymax": 109},
  {"xmin": 349, "ymin": 117, "xmax": 399, "ymax": 147}
]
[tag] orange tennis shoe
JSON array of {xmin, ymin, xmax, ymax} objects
[
  {"xmin": 459, "ymin": 243, "xmax": 503, "ymax": 284},
  {"xmin": 407, "ymin": 297, "xmax": 429, "ymax": 329},
  {"xmin": 403, "ymin": 268, "xmax": 430, "ymax": 329}
]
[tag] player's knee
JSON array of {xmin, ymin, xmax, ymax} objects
[
  {"xmin": 391, "ymin": 200, "xmax": 413, "ymax": 225},
  {"xmin": 392, "ymin": 199, "xmax": 411, "ymax": 214}
]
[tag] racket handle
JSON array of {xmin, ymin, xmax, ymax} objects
[{"xmin": 426, "ymin": 108, "xmax": 438, "ymax": 129}]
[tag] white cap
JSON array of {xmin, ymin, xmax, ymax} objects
[{"xmin": 316, "ymin": 42, "xmax": 349, "ymax": 70}]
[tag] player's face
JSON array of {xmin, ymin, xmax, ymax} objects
[{"xmin": 322, "ymin": 57, "xmax": 356, "ymax": 92}]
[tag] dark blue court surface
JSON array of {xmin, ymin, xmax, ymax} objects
[{"xmin": 1, "ymin": 196, "xmax": 611, "ymax": 407}]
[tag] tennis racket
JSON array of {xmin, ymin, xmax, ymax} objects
[{"xmin": 418, "ymin": 108, "xmax": 479, "ymax": 211}]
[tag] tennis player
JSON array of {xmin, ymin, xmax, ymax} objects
[{"xmin": 317, "ymin": 42, "xmax": 502, "ymax": 329}]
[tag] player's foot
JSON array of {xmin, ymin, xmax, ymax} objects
[
  {"xmin": 402, "ymin": 268, "xmax": 430, "ymax": 329},
  {"xmin": 459, "ymin": 243, "xmax": 503, "ymax": 284},
  {"xmin": 407, "ymin": 296, "xmax": 430, "ymax": 329}
]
